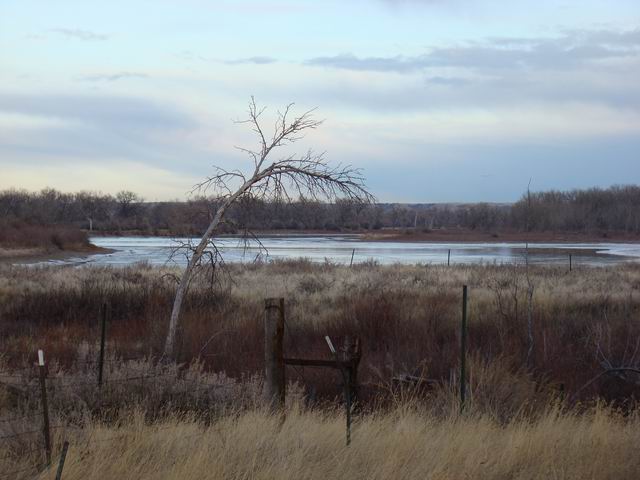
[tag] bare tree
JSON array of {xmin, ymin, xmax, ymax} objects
[{"xmin": 163, "ymin": 98, "xmax": 373, "ymax": 357}]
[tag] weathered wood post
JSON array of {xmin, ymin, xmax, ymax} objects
[
  {"xmin": 569, "ymin": 254, "xmax": 572, "ymax": 271},
  {"xmin": 38, "ymin": 349, "xmax": 52, "ymax": 465},
  {"xmin": 448, "ymin": 249, "xmax": 451, "ymax": 266},
  {"xmin": 341, "ymin": 336, "xmax": 361, "ymax": 406},
  {"xmin": 264, "ymin": 298, "xmax": 285, "ymax": 411}
]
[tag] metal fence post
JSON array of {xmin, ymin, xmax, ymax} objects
[
  {"xmin": 460, "ymin": 286, "xmax": 468, "ymax": 413},
  {"xmin": 55, "ymin": 441, "xmax": 70, "ymax": 480},
  {"xmin": 98, "ymin": 302, "xmax": 108, "ymax": 387},
  {"xmin": 38, "ymin": 349, "xmax": 52, "ymax": 465},
  {"xmin": 326, "ymin": 336, "xmax": 351, "ymax": 446}
]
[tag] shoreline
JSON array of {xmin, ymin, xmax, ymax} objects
[
  {"xmin": 88, "ymin": 229, "xmax": 640, "ymax": 244},
  {"xmin": 0, "ymin": 244, "xmax": 114, "ymax": 265}
]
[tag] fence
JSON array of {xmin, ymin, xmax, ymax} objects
[{"xmin": 1, "ymin": 287, "xmax": 477, "ymax": 478}]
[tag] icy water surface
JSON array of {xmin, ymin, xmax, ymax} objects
[{"xmin": 38, "ymin": 235, "xmax": 640, "ymax": 267}]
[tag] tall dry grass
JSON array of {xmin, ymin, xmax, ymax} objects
[{"xmin": 1, "ymin": 404, "xmax": 638, "ymax": 480}]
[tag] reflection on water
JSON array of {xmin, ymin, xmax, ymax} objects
[{"xmin": 39, "ymin": 235, "xmax": 640, "ymax": 267}]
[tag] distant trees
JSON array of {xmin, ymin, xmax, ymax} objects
[
  {"xmin": 510, "ymin": 186, "xmax": 640, "ymax": 233},
  {"xmin": 1, "ymin": 185, "xmax": 639, "ymax": 235}
]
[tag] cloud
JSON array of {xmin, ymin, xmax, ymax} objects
[
  {"xmin": 0, "ymin": 92, "xmax": 207, "ymax": 175},
  {"xmin": 79, "ymin": 72, "xmax": 150, "ymax": 82},
  {"xmin": 426, "ymin": 76, "xmax": 471, "ymax": 86},
  {"xmin": 49, "ymin": 28, "xmax": 109, "ymax": 41},
  {"xmin": 0, "ymin": 93, "xmax": 194, "ymax": 130},
  {"xmin": 306, "ymin": 54, "xmax": 426, "ymax": 73},
  {"xmin": 305, "ymin": 27, "xmax": 640, "ymax": 73},
  {"xmin": 224, "ymin": 56, "xmax": 277, "ymax": 65}
]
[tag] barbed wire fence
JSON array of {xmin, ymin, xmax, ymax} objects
[
  {"xmin": 0, "ymin": 298, "xmax": 355, "ymax": 479},
  {"xmin": 0, "ymin": 341, "xmax": 257, "ymax": 479}
]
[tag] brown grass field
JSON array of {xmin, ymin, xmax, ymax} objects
[{"xmin": 2, "ymin": 260, "xmax": 640, "ymax": 478}]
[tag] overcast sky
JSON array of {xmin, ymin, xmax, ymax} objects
[{"xmin": 1, "ymin": 0, "xmax": 639, "ymax": 202}]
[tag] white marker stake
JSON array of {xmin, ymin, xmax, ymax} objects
[
  {"xmin": 325, "ymin": 336, "xmax": 336, "ymax": 355},
  {"xmin": 38, "ymin": 349, "xmax": 45, "ymax": 366}
]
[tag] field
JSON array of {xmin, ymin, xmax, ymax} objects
[{"xmin": 2, "ymin": 260, "xmax": 640, "ymax": 478}]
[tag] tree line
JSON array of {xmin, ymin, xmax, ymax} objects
[{"xmin": 1, "ymin": 185, "xmax": 639, "ymax": 235}]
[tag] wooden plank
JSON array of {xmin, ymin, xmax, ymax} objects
[{"xmin": 283, "ymin": 358, "xmax": 341, "ymax": 369}]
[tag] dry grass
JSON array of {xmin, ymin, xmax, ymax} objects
[
  {"xmin": 1, "ymin": 261, "xmax": 640, "ymax": 404},
  {"xmin": 0, "ymin": 221, "xmax": 88, "ymax": 251},
  {"xmin": 2, "ymin": 261, "xmax": 640, "ymax": 477},
  {"xmin": 1, "ymin": 404, "xmax": 638, "ymax": 480}
]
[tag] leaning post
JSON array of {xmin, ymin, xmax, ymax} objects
[{"xmin": 264, "ymin": 298, "xmax": 285, "ymax": 411}]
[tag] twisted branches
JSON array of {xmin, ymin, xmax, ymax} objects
[{"xmin": 163, "ymin": 98, "xmax": 373, "ymax": 357}]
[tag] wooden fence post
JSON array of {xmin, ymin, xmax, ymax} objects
[
  {"xmin": 448, "ymin": 249, "xmax": 451, "ymax": 266},
  {"xmin": 342, "ymin": 336, "xmax": 361, "ymax": 406},
  {"xmin": 38, "ymin": 349, "xmax": 52, "ymax": 465},
  {"xmin": 264, "ymin": 298, "xmax": 285, "ymax": 411}
]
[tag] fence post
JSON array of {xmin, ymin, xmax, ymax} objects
[
  {"xmin": 460, "ymin": 286, "xmax": 468, "ymax": 413},
  {"xmin": 342, "ymin": 336, "xmax": 361, "ymax": 407},
  {"xmin": 38, "ymin": 349, "xmax": 52, "ymax": 465},
  {"xmin": 350, "ymin": 248, "xmax": 356, "ymax": 267},
  {"xmin": 55, "ymin": 441, "xmax": 69, "ymax": 480},
  {"xmin": 326, "ymin": 336, "xmax": 351, "ymax": 446},
  {"xmin": 264, "ymin": 298, "xmax": 285, "ymax": 411},
  {"xmin": 98, "ymin": 302, "xmax": 108, "ymax": 387},
  {"xmin": 448, "ymin": 249, "xmax": 451, "ymax": 266},
  {"xmin": 569, "ymin": 254, "xmax": 572, "ymax": 271}
]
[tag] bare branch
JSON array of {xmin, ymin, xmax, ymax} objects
[{"xmin": 164, "ymin": 98, "xmax": 372, "ymax": 357}]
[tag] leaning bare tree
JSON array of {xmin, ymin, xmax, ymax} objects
[{"xmin": 163, "ymin": 97, "xmax": 373, "ymax": 357}]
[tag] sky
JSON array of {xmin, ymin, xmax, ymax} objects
[{"xmin": 1, "ymin": 0, "xmax": 639, "ymax": 202}]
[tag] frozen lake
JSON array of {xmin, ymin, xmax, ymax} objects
[{"xmin": 41, "ymin": 235, "xmax": 640, "ymax": 267}]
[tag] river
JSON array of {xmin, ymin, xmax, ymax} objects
[{"xmin": 38, "ymin": 235, "xmax": 640, "ymax": 267}]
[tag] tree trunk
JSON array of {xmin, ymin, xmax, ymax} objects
[{"xmin": 163, "ymin": 183, "xmax": 251, "ymax": 358}]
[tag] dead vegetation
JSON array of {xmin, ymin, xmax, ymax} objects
[{"xmin": 2, "ymin": 261, "xmax": 640, "ymax": 477}]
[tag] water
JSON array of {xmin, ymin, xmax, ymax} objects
[{"xmin": 40, "ymin": 235, "xmax": 640, "ymax": 267}]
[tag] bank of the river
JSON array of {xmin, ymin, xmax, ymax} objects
[
  {"xmin": 362, "ymin": 229, "xmax": 640, "ymax": 243},
  {"xmin": 0, "ymin": 243, "xmax": 113, "ymax": 264},
  {"xmin": 89, "ymin": 228, "xmax": 640, "ymax": 244}
]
